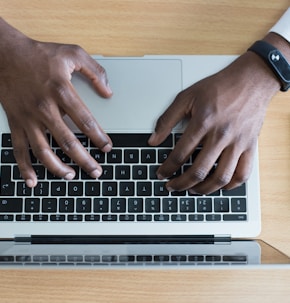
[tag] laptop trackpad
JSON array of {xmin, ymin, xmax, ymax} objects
[{"xmin": 70, "ymin": 58, "xmax": 183, "ymax": 132}]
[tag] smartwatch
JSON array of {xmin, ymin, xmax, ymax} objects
[{"xmin": 248, "ymin": 40, "xmax": 290, "ymax": 92}]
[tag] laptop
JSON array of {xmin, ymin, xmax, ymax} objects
[{"xmin": 0, "ymin": 55, "xmax": 289, "ymax": 268}]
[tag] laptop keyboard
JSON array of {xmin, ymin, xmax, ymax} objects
[{"xmin": 0, "ymin": 133, "xmax": 247, "ymax": 223}]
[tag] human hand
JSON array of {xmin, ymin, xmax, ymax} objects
[
  {"xmin": 0, "ymin": 18, "xmax": 113, "ymax": 188},
  {"xmin": 149, "ymin": 50, "xmax": 281, "ymax": 195}
]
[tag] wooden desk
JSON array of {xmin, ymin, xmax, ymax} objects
[{"xmin": 0, "ymin": 0, "xmax": 289, "ymax": 301}]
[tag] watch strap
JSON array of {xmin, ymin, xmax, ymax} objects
[{"xmin": 248, "ymin": 40, "xmax": 290, "ymax": 92}]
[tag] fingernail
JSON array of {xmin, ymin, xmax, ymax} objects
[
  {"xmin": 166, "ymin": 186, "xmax": 174, "ymax": 192},
  {"xmin": 106, "ymin": 83, "xmax": 113, "ymax": 95},
  {"xmin": 64, "ymin": 172, "xmax": 75, "ymax": 180},
  {"xmin": 90, "ymin": 169, "xmax": 102, "ymax": 179},
  {"xmin": 157, "ymin": 173, "xmax": 165, "ymax": 180}
]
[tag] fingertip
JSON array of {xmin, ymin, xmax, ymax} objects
[{"xmin": 25, "ymin": 178, "xmax": 37, "ymax": 188}]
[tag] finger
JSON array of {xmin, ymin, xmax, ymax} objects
[
  {"xmin": 156, "ymin": 119, "xmax": 206, "ymax": 179},
  {"xmin": 10, "ymin": 126, "xmax": 37, "ymax": 188},
  {"xmin": 73, "ymin": 48, "xmax": 113, "ymax": 98},
  {"xmin": 27, "ymin": 126, "xmax": 77, "ymax": 180},
  {"xmin": 52, "ymin": 80, "xmax": 113, "ymax": 153},
  {"xmin": 190, "ymin": 145, "xmax": 240, "ymax": 195},
  {"xmin": 148, "ymin": 89, "xmax": 191, "ymax": 146},
  {"xmin": 165, "ymin": 138, "xmax": 224, "ymax": 192},
  {"xmin": 47, "ymin": 114, "xmax": 104, "ymax": 179},
  {"xmin": 224, "ymin": 146, "xmax": 256, "ymax": 190}
]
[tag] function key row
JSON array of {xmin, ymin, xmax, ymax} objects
[
  {"xmin": 0, "ymin": 213, "xmax": 247, "ymax": 222},
  {"xmin": 0, "ymin": 197, "xmax": 247, "ymax": 214}
]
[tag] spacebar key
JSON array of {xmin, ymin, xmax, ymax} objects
[{"xmin": 0, "ymin": 198, "xmax": 23, "ymax": 213}]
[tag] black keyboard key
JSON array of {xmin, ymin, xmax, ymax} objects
[
  {"xmin": 17, "ymin": 182, "xmax": 32, "ymax": 196},
  {"xmin": 1, "ymin": 149, "xmax": 16, "ymax": 163},
  {"xmin": 94, "ymin": 198, "xmax": 109, "ymax": 213},
  {"xmin": 149, "ymin": 165, "xmax": 159, "ymax": 180},
  {"xmin": 158, "ymin": 149, "xmax": 172, "ymax": 163},
  {"xmin": 145, "ymin": 198, "xmax": 160, "ymax": 213},
  {"xmin": 137, "ymin": 214, "xmax": 152, "ymax": 221},
  {"xmin": 115, "ymin": 166, "xmax": 130, "ymax": 179},
  {"xmin": 99, "ymin": 166, "xmax": 113, "ymax": 180},
  {"xmin": 25, "ymin": 198, "xmax": 40, "ymax": 213},
  {"xmin": 180, "ymin": 198, "xmax": 195, "ymax": 212},
  {"xmin": 34, "ymin": 182, "xmax": 49, "ymax": 196},
  {"xmin": 102, "ymin": 215, "xmax": 117, "ymax": 221},
  {"xmin": 124, "ymin": 149, "xmax": 139, "ymax": 163},
  {"xmin": 107, "ymin": 149, "xmax": 122, "ymax": 163},
  {"xmin": 119, "ymin": 214, "xmax": 135, "ymax": 221},
  {"xmin": 85, "ymin": 215, "xmax": 100, "ymax": 221},
  {"xmin": 133, "ymin": 166, "xmax": 147, "ymax": 179},
  {"xmin": 162, "ymin": 198, "xmax": 177, "ymax": 212},
  {"xmin": 32, "ymin": 165, "xmax": 46, "ymax": 179},
  {"xmin": 90, "ymin": 149, "xmax": 105, "ymax": 163},
  {"xmin": 76, "ymin": 198, "xmax": 91, "ymax": 213},
  {"xmin": 0, "ymin": 166, "xmax": 15, "ymax": 196},
  {"xmin": 50, "ymin": 215, "xmax": 66, "ymax": 221},
  {"xmin": 154, "ymin": 214, "xmax": 169, "ymax": 221},
  {"xmin": 197, "ymin": 198, "xmax": 212, "ymax": 212},
  {"xmin": 42, "ymin": 198, "xmax": 57, "ymax": 213},
  {"xmin": 188, "ymin": 214, "xmax": 204, "ymax": 221},
  {"xmin": 16, "ymin": 214, "xmax": 31, "ymax": 221},
  {"xmin": 2, "ymin": 134, "xmax": 12, "ymax": 147},
  {"xmin": 137, "ymin": 255, "xmax": 153, "ymax": 262},
  {"xmin": 171, "ymin": 255, "xmax": 187, "ymax": 262},
  {"xmin": 137, "ymin": 182, "xmax": 152, "ymax": 196},
  {"xmin": 68, "ymin": 182, "xmax": 83, "ymax": 196},
  {"xmin": 119, "ymin": 182, "xmax": 135, "ymax": 196},
  {"xmin": 0, "ymin": 215, "xmax": 13, "ymax": 221},
  {"xmin": 12, "ymin": 166, "xmax": 22, "ymax": 180},
  {"xmin": 231, "ymin": 198, "xmax": 247, "ymax": 212},
  {"xmin": 171, "ymin": 214, "xmax": 187, "ymax": 221},
  {"xmin": 102, "ymin": 182, "xmax": 117, "ymax": 196},
  {"xmin": 68, "ymin": 215, "xmax": 83, "ymax": 221},
  {"xmin": 154, "ymin": 182, "xmax": 169, "ymax": 196},
  {"xmin": 59, "ymin": 198, "xmax": 74, "ymax": 213},
  {"xmin": 223, "ymin": 184, "xmax": 246, "ymax": 196},
  {"xmin": 128, "ymin": 198, "xmax": 143, "ymax": 213},
  {"xmin": 111, "ymin": 198, "xmax": 126, "ymax": 213},
  {"xmin": 223, "ymin": 214, "xmax": 247, "ymax": 221},
  {"xmin": 108, "ymin": 134, "xmax": 149, "ymax": 147},
  {"xmin": 85, "ymin": 182, "xmax": 100, "ymax": 196},
  {"xmin": 206, "ymin": 214, "xmax": 221, "ymax": 221},
  {"xmin": 51, "ymin": 182, "xmax": 66, "ymax": 196},
  {"xmin": 214, "ymin": 198, "xmax": 229, "ymax": 212},
  {"xmin": 33, "ymin": 214, "xmax": 48, "ymax": 221},
  {"xmin": 141, "ymin": 150, "xmax": 156, "ymax": 163}
]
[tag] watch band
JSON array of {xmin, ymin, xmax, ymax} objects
[{"xmin": 248, "ymin": 40, "xmax": 290, "ymax": 92}]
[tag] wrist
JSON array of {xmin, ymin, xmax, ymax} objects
[{"xmin": 247, "ymin": 33, "xmax": 290, "ymax": 92}]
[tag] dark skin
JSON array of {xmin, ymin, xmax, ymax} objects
[
  {"xmin": 0, "ymin": 17, "xmax": 113, "ymax": 188},
  {"xmin": 149, "ymin": 33, "xmax": 289, "ymax": 195},
  {"xmin": 0, "ymin": 16, "xmax": 289, "ymax": 194}
]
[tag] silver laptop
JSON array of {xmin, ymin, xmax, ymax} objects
[{"xmin": 1, "ymin": 55, "xmax": 288, "ymax": 268}]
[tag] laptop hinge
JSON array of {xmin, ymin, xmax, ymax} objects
[{"xmin": 14, "ymin": 235, "xmax": 231, "ymax": 245}]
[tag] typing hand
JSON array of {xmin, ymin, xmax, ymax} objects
[
  {"xmin": 0, "ymin": 18, "xmax": 112, "ymax": 187},
  {"xmin": 149, "ymin": 51, "xmax": 280, "ymax": 195}
]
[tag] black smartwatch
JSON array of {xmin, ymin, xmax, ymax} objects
[{"xmin": 248, "ymin": 40, "xmax": 290, "ymax": 92}]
